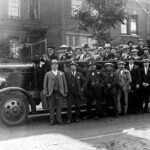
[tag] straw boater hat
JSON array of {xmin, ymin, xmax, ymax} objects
[
  {"xmin": 51, "ymin": 59, "xmax": 58, "ymax": 64},
  {"xmin": 60, "ymin": 45, "xmax": 68, "ymax": 49},
  {"xmin": 117, "ymin": 61, "xmax": 126, "ymax": 65}
]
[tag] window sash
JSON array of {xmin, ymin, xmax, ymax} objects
[
  {"xmin": 121, "ymin": 19, "xmax": 128, "ymax": 34},
  {"xmin": 29, "ymin": 0, "xmax": 39, "ymax": 20},
  {"xmin": 8, "ymin": 0, "xmax": 20, "ymax": 18},
  {"xmin": 131, "ymin": 16, "xmax": 138, "ymax": 35}
]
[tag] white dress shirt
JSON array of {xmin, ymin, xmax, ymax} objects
[{"xmin": 52, "ymin": 70, "xmax": 58, "ymax": 76}]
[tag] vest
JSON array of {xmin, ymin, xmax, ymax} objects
[
  {"xmin": 70, "ymin": 73, "xmax": 78, "ymax": 95},
  {"xmin": 53, "ymin": 74, "xmax": 59, "ymax": 91}
]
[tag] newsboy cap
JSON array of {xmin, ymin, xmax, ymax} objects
[
  {"xmin": 117, "ymin": 61, "xmax": 126, "ymax": 65},
  {"xmin": 104, "ymin": 62, "xmax": 114, "ymax": 67}
]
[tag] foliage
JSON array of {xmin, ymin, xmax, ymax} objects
[{"xmin": 75, "ymin": 0, "xmax": 128, "ymax": 45}]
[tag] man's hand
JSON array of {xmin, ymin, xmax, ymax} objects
[
  {"xmin": 136, "ymin": 84, "xmax": 139, "ymax": 89},
  {"xmin": 107, "ymin": 84, "xmax": 111, "ymax": 88},
  {"xmin": 142, "ymin": 82, "xmax": 149, "ymax": 87}
]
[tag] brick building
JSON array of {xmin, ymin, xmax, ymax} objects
[{"xmin": 0, "ymin": 0, "xmax": 150, "ymax": 55}]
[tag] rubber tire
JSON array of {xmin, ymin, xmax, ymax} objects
[{"xmin": 0, "ymin": 95, "xmax": 29, "ymax": 126}]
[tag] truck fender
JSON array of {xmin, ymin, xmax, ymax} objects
[{"xmin": 0, "ymin": 87, "xmax": 36, "ymax": 113}]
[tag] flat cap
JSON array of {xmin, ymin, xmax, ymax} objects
[
  {"xmin": 104, "ymin": 62, "xmax": 114, "ymax": 67},
  {"xmin": 142, "ymin": 59, "xmax": 149, "ymax": 63},
  {"xmin": 131, "ymin": 49, "xmax": 138, "ymax": 53},
  {"xmin": 117, "ymin": 61, "xmax": 126, "ymax": 65},
  {"xmin": 51, "ymin": 59, "xmax": 58, "ymax": 64},
  {"xmin": 143, "ymin": 47, "xmax": 150, "ymax": 51}
]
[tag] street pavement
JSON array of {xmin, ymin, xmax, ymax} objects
[{"xmin": 0, "ymin": 113, "xmax": 150, "ymax": 149}]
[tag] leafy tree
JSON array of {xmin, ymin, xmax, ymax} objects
[{"xmin": 75, "ymin": 0, "xmax": 128, "ymax": 45}]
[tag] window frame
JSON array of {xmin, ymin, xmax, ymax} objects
[
  {"xmin": 28, "ymin": 0, "xmax": 40, "ymax": 20},
  {"xmin": 8, "ymin": 0, "xmax": 20, "ymax": 18},
  {"xmin": 121, "ymin": 19, "xmax": 128, "ymax": 35},
  {"xmin": 130, "ymin": 15, "xmax": 138, "ymax": 35}
]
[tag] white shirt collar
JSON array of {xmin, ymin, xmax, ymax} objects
[{"xmin": 52, "ymin": 70, "xmax": 58, "ymax": 76}]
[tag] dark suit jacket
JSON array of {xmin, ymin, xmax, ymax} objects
[
  {"xmin": 65, "ymin": 71, "xmax": 85, "ymax": 98},
  {"xmin": 43, "ymin": 70, "xmax": 68, "ymax": 97},
  {"xmin": 126, "ymin": 65, "xmax": 141, "ymax": 88},
  {"xmin": 140, "ymin": 67, "xmax": 150, "ymax": 85},
  {"xmin": 83, "ymin": 69, "xmax": 104, "ymax": 91}
]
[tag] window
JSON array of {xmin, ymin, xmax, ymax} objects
[
  {"xmin": 121, "ymin": 19, "xmax": 128, "ymax": 34},
  {"xmin": 130, "ymin": 15, "xmax": 138, "ymax": 35},
  {"xmin": 8, "ymin": 0, "xmax": 20, "ymax": 18},
  {"xmin": 29, "ymin": 0, "xmax": 40, "ymax": 20},
  {"xmin": 9, "ymin": 38, "xmax": 20, "ymax": 58},
  {"xmin": 71, "ymin": 0, "xmax": 82, "ymax": 16}
]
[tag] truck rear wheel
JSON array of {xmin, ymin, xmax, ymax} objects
[{"xmin": 0, "ymin": 96, "xmax": 29, "ymax": 126}]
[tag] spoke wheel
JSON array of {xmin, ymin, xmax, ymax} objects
[{"xmin": 0, "ymin": 97, "xmax": 29, "ymax": 126}]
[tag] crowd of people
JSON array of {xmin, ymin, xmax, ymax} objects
[
  {"xmin": 45, "ymin": 38, "xmax": 150, "ymax": 62},
  {"xmin": 42, "ymin": 38, "xmax": 150, "ymax": 125}
]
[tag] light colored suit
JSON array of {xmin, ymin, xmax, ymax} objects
[
  {"xmin": 43, "ymin": 70, "xmax": 68, "ymax": 97},
  {"xmin": 114, "ymin": 69, "xmax": 132, "ymax": 114}
]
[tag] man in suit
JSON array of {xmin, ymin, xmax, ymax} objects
[
  {"xmin": 43, "ymin": 59, "xmax": 68, "ymax": 125},
  {"xmin": 114, "ymin": 61, "xmax": 132, "ymax": 115},
  {"xmin": 83, "ymin": 61, "xmax": 104, "ymax": 119},
  {"xmin": 127, "ymin": 57, "xmax": 141, "ymax": 113},
  {"xmin": 140, "ymin": 59, "xmax": 150, "ymax": 113},
  {"xmin": 65, "ymin": 62, "xmax": 85, "ymax": 123},
  {"xmin": 103, "ymin": 63, "xmax": 117, "ymax": 117},
  {"xmin": 136, "ymin": 38, "xmax": 144, "ymax": 57}
]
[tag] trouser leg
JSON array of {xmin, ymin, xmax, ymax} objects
[
  {"xmin": 67, "ymin": 94, "xmax": 73, "ymax": 121},
  {"xmin": 55, "ymin": 92, "xmax": 63, "ymax": 123},
  {"xmin": 116, "ymin": 88, "xmax": 122, "ymax": 114},
  {"xmin": 123, "ymin": 88, "xmax": 128, "ymax": 114},
  {"xmin": 74, "ymin": 96, "xmax": 81, "ymax": 120},
  {"xmin": 86, "ymin": 96, "xmax": 93, "ymax": 118},
  {"xmin": 48, "ymin": 94, "xmax": 55, "ymax": 123}
]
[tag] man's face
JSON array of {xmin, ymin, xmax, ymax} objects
[
  {"xmin": 118, "ymin": 64, "xmax": 125, "ymax": 70},
  {"xmin": 144, "ymin": 50, "xmax": 149, "ymax": 55},
  {"xmin": 70, "ymin": 65, "xmax": 77, "ymax": 71},
  {"xmin": 111, "ymin": 49, "xmax": 116, "ymax": 54},
  {"xmin": 129, "ymin": 59, "xmax": 134, "ymax": 64},
  {"xmin": 89, "ymin": 65, "xmax": 96, "ymax": 70},
  {"xmin": 105, "ymin": 48, "xmax": 111, "ymax": 53},
  {"xmin": 48, "ymin": 48, "xmax": 54, "ymax": 55},
  {"xmin": 76, "ymin": 49, "xmax": 82, "ymax": 55},
  {"xmin": 51, "ymin": 63, "xmax": 58, "ymax": 71},
  {"xmin": 129, "ymin": 43, "xmax": 133, "ymax": 47},
  {"xmin": 106, "ymin": 65, "xmax": 112, "ymax": 71},
  {"xmin": 139, "ymin": 41, "xmax": 144, "ymax": 46}
]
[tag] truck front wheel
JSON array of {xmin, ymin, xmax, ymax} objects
[{"xmin": 0, "ymin": 96, "xmax": 29, "ymax": 126}]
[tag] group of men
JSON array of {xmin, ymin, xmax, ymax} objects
[
  {"xmin": 45, "ymin": 38, "xmax": 149, "ymax": 62},
  {"xmin": 43, "ymin": 56, "xmax": 150, "ymax": 125}
]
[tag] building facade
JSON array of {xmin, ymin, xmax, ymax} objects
[{"xmin": 0, "ymin": 0, "xmax": 150, "ymax": 55}]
